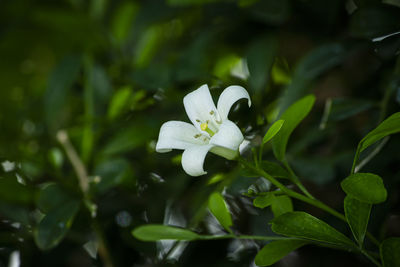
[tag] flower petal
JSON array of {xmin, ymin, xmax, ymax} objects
[
  {"xmin": 183, "ymin": 84, "xmax": 219, "ymax": 133},
  {"xmin": 217, "ymin": 85, "xmax": 251, "ymax": 121},
  {"xmin": 181, "ymin": 144, "xmax": 213, "ymax": 176},
  {"xmin": 210, "ymin": 120, "xmax": 244, "ymax": 152},
  {"xmin": 156, "ymin": 121, "xmax": 207, "ymax": 153}
]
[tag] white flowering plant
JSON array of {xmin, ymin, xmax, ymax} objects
[{"xmin": 133, "ymin": 84, "xmax": 400, "ymax": 267}]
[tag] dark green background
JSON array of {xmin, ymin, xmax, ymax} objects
[{"xmin": 1, "ymin": 0, "xmax": 400, "ymax": 266}]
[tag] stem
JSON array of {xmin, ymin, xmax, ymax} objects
[
  {"xmin": 198, "ymin": 234, "xmax": 296, "ymax": 241},
  {"xmin": 355, "ymin": 137, "xmax": 389, "ymax": 173},
  {"xmin": 282, "ymin": 159, "xmax": 315, "ymax": 199},
  {"xmin": 360, "ymin": 249, "xmax": 382, "ymax": 267},
  {"xmin": 57, "ymin": 130, "xmax": 89, "ymax": 193},
  {"xmin": 238, "ymin": 157, "xmax": 381, "ymax": 248},
  {"xmin": 57, "ymin": 130, "xmax": 115, "ymax": 267}
]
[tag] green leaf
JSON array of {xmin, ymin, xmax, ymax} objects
[
  {"xmin": 132, "ymin": 225, "xmax": 199, "ymax": 241},
  {"xmin": 107, "ymin": 86, "xmax": 133, "ymax": 120},
  {"xmin": 244, "ymin": 0, "xmax": 290, "ymax": 25},
  {"xmin": 253, "ymin": 192, "xmax": 275, "ymax": 208},
  {"xmin": 380, "ymin": 238, "xmax": 400, "ymax": 267},
  {"xmin": 271, "ymin": 195, "xmax": 293, "ymax": 217},
  {"xmin": 359, "ymin": 112, "xmax": 400, "ymax": 152},
  {"xmin": 272, "ymin": 95, "xmax": 316, "ymax": 161},
  {"xmin": 247, "ymin": 37, "xmax": 278, "ymax": 92},
  {"xmin": 111, "ymin": 2, "xmax": 139, "ymax": 44},
  {"xmin": 350, "ymin": 6, "xmax": 400, "ymax": 39},
  {"xmin": 255, "ymin": 239, "xmax": 309, "ymax": 266},
  {"xmin": 37, "ymin": 183, "xmax": 77, "ymax": 214},
  {"xmin": 344, "ymin": 196, "xmax": 371, "ymax": 246},
  {"xmin": 341, "ymin": 173, "xmax": 387, "ymax": 204},
  {"xmin": 35, "ymin": 200, "xmax": 80, "ymax": 250},
  {"xmin": 271, "ymin": 211, "xmax": 354, "ymax": 248},
  {"xmin": 263, "ymin": 120, "xmax": 285, "ymax": 144},
  {"xmin": 278, "ymin": 44, "xmax": 345, "ymax": 113},
  {"xmin": 93, "ymin": 158, "xmax": 135, "ymax": 194},
  {"xmin": 329, "ymin": 98, "xmax": 373, "ymax": 121},
  {"xmin": 352, "ymin": 112, "xmax": 400, "ymax": 172},
  {"xmin": 101, "ymin": 121, "xmax": 154, "ymax": 155},
  {"xmin": 44, "ymin": 55, "xmax": 82, "ymax": 132},
  {"xmin": 208, "ymin": 192, "xmax": 233, "ymax": 233}
]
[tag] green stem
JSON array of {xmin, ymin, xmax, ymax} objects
[
  {"xmin": 199, "ymin": 234, "xmax": 295, "ymax": 241},
  {"xmin": 57, "ymin": 130, "xmax": 115, "ymax": 267},
  {"xmin": 238, "ymin": 157, "xmax": 381, "ymax": 248},
  {"xmin": 282, "ymin": 159, "xmax": 315, "ymax": 199},
  {"xmin": 360, "ymin": 249, "xmax": 382, "ymax": 267}
]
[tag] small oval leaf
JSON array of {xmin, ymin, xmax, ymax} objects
[
  {"xmin": 271, "ymin": 195, "xmax": 293, "ymax": 217},
  {"xmin": 263, "ymin": 120, "xmax": 285, "ymax": 144},
  {"xmin": 132, "ymin": 225, "xmax": 199, "ymax": 241},
  {"xmin": 255, "ymin": 239, "xmax": 309, "ymax": 266},
  {"xmin": 344, "ymin": 196, "xmax": 371, "ymax": 246},
  {"xmin": 35, "ymin": 200, "xmax": 80, "ymax": 250},
  {"xmin": 271, "ymin": 211, "xmax": 354, "ymax": 248},
  {"xmin": 341, "ymin": 173, "xmax": 387, "ymax": 204},
  {"xmin": 253, "ymin": 193, "xmax": 275, "ymax": 209},
  {"xmin": 381, "ymin": 237, "xmax": 400, "ymax": 267},
  {"xmin": 208, "ymin": 192, "xmax": 233, "ymax": 233}
]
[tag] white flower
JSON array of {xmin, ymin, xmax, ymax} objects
[{"xmin": 156, "ymin": 84, "xmax": 251, "ymax": 176}]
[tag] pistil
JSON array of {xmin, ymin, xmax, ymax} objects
[{"xmin": 200, "ymin": 122, "xmax": 215, "ymax": 136}]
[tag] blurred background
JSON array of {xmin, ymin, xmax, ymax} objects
[{"xmin": 1, "ymin": 0, "xmax": 400, "ymax": 266}]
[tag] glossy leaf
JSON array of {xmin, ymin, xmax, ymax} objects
[
  {"xmin": 271, "ymin": 195, "xmax": 293, "ymax": 217},
  {"xmin": 344, "ymin": 196, "xmax": 371, "ymax": 246},
  {"xmin": 255, "ymin": 239, "xmax": 308, "ymax": 266},
  {"xmin": 263, "ymin": 120, "xmax": 285, "ymax": 144},
  {"xmin": 380, "ymin": 237, "xmax": 400, "ymax": 267},
  {"xmin": 253, "ymin": 193, "xmax": 275, "ymax": 209},
  {"xmin": 341, "ymin": 173, "xmax": 387, "ymax": 204},
  {"xmin": 359, "ymin": 112, "xmax": 400, "ymax": 152},
  {"xmin": 208, "ymin": 192, "xmax": 233, "ymax": 233},
  {"xmin": 271, "ymin": 212, "xmax": 354, "ymax": 248},
  {"xmin": 272, "ymin": 95, "xmax": 316, "ymax": 161},
  {"xmin": 352, "ymin": 112, "xmax": 400, "ymax": 172},
  {"xmin": 132, "ymin": 225, "xmax": 199, "ymax": 241},
  {"xmin": 35, "ymin": 200, "xmax": 80, "ymax": 250}
]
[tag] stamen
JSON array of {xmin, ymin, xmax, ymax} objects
[
  {"xmin": 196, "ymin": 119, "xmax": 201, "ymax": 122},
  {"xmin": 193, "ymin": 134, "xmax": 201, "ymax": 138},
  {"xmin": 200, "ymin": 122, "xmax": 215, "ymax": 136},
  {"xmin": 209, "ymin": 110, "xmax": 214, "ymax": 115}
]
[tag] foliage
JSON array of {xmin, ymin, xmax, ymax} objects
[{"xmin": 1, "ymin": 0, "xmax": 400, "ymax": 266}]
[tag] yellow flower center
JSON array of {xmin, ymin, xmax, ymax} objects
[{"xmin": 200, "ymin": 122, "xmax": 215, "ymax": 136}]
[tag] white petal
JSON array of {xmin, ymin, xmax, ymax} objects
[
  {"xmin": 183, "ymin": 84, "xmax": 219, "ymax": 133},
  {"xmin": 156, "ymin": 121, "xmax": 207, "ymax": 153},
  {"xmin": 210, "ymin": 120, "xmax": 244, "ymax": 151},
  {"xmin": 181, "ymin": 144, "xmax": 213, "ymax": 176},
  {"xmin": 217, "ymin": 85, "xmax": 251, "ymax": 121}
]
